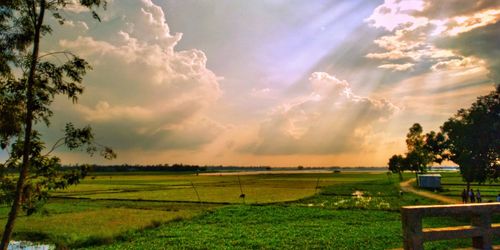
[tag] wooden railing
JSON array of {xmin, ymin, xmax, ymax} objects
[{"xmin": 401, "ymin": 203, "xmax": 500, "ymax": 250}]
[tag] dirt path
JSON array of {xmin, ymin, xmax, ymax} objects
[{"xmin": 400, "ymin": 178, "xmax": 461, "ymax": 204}]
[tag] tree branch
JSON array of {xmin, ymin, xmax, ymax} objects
[
  {"xmin": 43, "ymin": 137, "xmax": 65, "ymax": 157},
  {"xmin": 38, "ymin": 51, "xmax": 76, "ymax": 60}
]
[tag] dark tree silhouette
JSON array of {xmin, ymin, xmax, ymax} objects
[
  {"xmin": 0, "ymin": 1, "xmax": 114, "ymax": 248},
  {"xmin": 388, "ymin": 154, "xmax": 407, "ymax": 181},
  {"xmin": 388, "ymin": 123, "xmax": 440, "ymax": 184},
  {"xmin": 405, "ymin": 123, "xmax": 434, "ymax": 185},
  {"xmin": 441, "ymin": 86, "xmax": 500, "ymax": 192}
]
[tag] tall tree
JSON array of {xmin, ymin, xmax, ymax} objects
[
  {"xmin": 441, "ymin": 86, "xmax": 500, "ymax": 192},
  {"xmin": 388, "ymin": 124, "xmax": 440, "ymax": 184},
  {"xmin": 0, "ymin": 1, "xmax": 113, "ymax": 248},
  {"xmin": 424, "ymin": 130, "xmax": 446, "ymax": 165},
  {"xmin": 405, "ymin": 123, "xmax": 434, "ymax": 185},
  {"xmin": 388, "ymin": 154, "xmax": 407, "ymax": 181}
]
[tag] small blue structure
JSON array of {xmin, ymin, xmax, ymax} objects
[{"xmin": 418, "ymin": 174, "xmax": 441, "ymax": 189}]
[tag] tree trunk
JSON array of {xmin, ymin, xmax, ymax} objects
[
  {"xmin": 0, "ymin": 2, "xmax": 45, "ymax": 249},
  {"xmin": 466, "ymin": 181, "xmax": 471, "ymax": 202},
  {"xmin": 415, "ymin": 171, "xmax": 419, "ymax": 187},
  {"xmin": 398, "ymin": 171, "xmax": 403, "ymax": 181}
]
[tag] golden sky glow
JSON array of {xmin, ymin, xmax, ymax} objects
[{"xmin": 3, "ymin": 0, "xmax": 497, "ymax": 167}]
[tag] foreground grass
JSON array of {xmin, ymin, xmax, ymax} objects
[
  {"xmin": 3, "ymin": 171, "xmax": 495, "ymax": 249},
  {"xmin": 90, "ymin": 205, "xmax": 403, "ymax": 250},
  {"xmin": 90, "ymin": 204, "xmax": 485, "ymax": 250},
  {"xmin": 90, "ymin": 174, "xmax": 496, "ymax": 250},
  {"xmin": 1, "ymin": 199, "xmax": 218, "ymax": 248}
]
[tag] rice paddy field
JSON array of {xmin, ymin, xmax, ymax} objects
[{"xmin": 1, "ymin": 170, "xmax": 499, "ymax": 249}]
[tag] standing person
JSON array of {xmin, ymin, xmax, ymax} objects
[
  {"xmin": 497, "ymin": 193, "xmax": 500, "ymax": 202},
  {"xmin": 470, "ymin": 189, "xmax": 476, "ymax": 203},
  {"xmin": 476, "ymin": 189, "xmax": 482, "ymax": 203},
  {"xmin": 461, "ymin": 189, "xmax": 467, "ymax": 203}
]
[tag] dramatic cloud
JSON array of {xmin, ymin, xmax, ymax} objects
[
  {"xmin": 418, "ymin": 1, "xmax": 500, "ymax": 19},
  {"xmin": 366, "ymin": 0, "xmax": 500, "ymax": 79},
  {"xmin": 378, "ymin": 63, "xmax": 415, "ymax": 71},
  {"xmin": 48, "ymin": 0, "xmax": 223, "ymax": 151},
  {"xmin": 430, "ymin": 57, "xmax": 485, "ymax": 72},
  {"xmin": 436, "ymin": 22, "xmax": 500, "ymax": 84},
  {"xmin": 1, "ymin": 0, "xmax": 490, "ymax": 167},
  {"xmin": 366, "ymin": 0, "xmax": 427, "ymax": 32},
  {"xmin": 243, "ymin": 72, "xmax": 398, "ymax": 155}
]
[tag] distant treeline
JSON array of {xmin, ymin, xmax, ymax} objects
[
  {"xmin": 57, "ymin": 164, "xmax": 393, "ymax": 173},
  {"xmin": 61, "ymin": 164, "xmax": 275, "ymax": 172}
]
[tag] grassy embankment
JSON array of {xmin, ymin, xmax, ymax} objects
[{"xmin": 1, "ymin": 171, "xmax": 496, "ymax": 249}]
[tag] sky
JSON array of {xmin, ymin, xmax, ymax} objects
[{"xmin": 3, "ymin": 0, "xmax": 498, "ymax": 167}]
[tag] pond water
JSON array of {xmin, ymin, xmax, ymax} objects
[
  {"xmin": 8, "ymin": 241, "xmax": 53, "ymax": 250},
  {"xmin": 352, "ymin": 190, "xmax": 364, "ymax": 198}
]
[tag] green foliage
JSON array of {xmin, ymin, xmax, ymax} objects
[
  {"xmin": 393, "ymin": 87, "xmax": 499, "ymax": 187},
  {"xmin": 388, "ymin": 154, "xmax": 406, "ymax": 180},
  {"xmin": 87, "ymin": 207, "xmax": 475, "ymax": 249},
  {"xmin": 1, "ymin": 172, "xmax": 488, "ymax": 249},
  {"xmin": 437, "ymin": 172, "xmax": 500, "ymax": 200},
  {"xmin": 387, "ymin": 123, "xmax": 440, "ymax": 179},
  {"xmin": 0, "ymin": 123, "xmax": 114, "ymax": 214},
  {"xmin": 441, "ymin": 87, "xmax": 500, "ymax": 184},
  {"xmin": 0, "ymin": 0, "xmax": 113, "ymax": 247},
  {"xmin": 297, "ymin": 178, "xmax": 439, "ymax": 211},
  {"xmin": 405, "ymin": 123, "xmax": 435, "ymax": 173},
  {"xmin": 424, "ymin": 131, "xmax": 446, "ymax": 164},
  {"xmin": 0, "ymin": 199, "xmax": 212, "ymax": 248},
  {"xmin": 91, "ymin": 206, "xmax": 405, "ymax": 250},
  {"xmin": 49, "ymin": 172, "xmax": 383, "ymax": 203}
]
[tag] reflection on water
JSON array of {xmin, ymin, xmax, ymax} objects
[
  {"xmin": 352, "ymin": 190, "xmax": 364, "ymax": 198},
  {"xmin": 8, "ymin": 241, "xmax": 53, "ymax": 250}
]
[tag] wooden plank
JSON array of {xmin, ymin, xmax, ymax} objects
[
  {"xmin": 492, "ymin": 224, "xmax": 500, "ymax": 234},
  {"xmin": 423, "ymin": 226, "xmax": 480, "ymax": 241},
  {"xmin": 402, "ymin": 203, "xmax": 500, "ymax": 217},
  {"xmin": 401, "ymin": 204, "xmax": 500, "ymax": 249},
  {"xmin": 423, "ymin": 225, "xmax": 500, "ymax": 241}
]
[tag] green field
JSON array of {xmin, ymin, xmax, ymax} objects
[
  {"xmin": 1, "ymin": 171, "xmax": 497, "ymax": 249},
  {"xmin": 438, "ymin": 172, "xmax": 500, "ymax": 201},
  {"xmin": 50, "ymin": 172, "xmax": 384, "ymax": 204}
]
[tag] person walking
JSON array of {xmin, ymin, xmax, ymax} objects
[
  {"xmin": 476, "ymin": 189, "xmax": 482, "ymax": 203},
  {"xmin": 469, "ymin": 189, "xmax": 475, "ymax": 203},
  {"xmin": 461, "ymin": 189, "xmax": 467, "ymax": 203}
]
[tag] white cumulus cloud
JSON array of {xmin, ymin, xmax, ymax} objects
[
  {"xmin": 49, "ymin": 0, "xmax": 223, "ymax": 152},
  {"xmin": 366, "ymin": 0, "xmax": 499, "ymax": 75},
  {"xmin": 242, "ymin": 72, "xmax": 399, "ymax": 155}
]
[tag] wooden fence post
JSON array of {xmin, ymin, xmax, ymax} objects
[
  {"xmin": 472, "ymin": 212, "xmax": 492, "ymax": 249},
  {"xmin": 401, "ymin": 203, "xmax": 500, "ymax": 250},
  {"xmin": 402, "ymin": 208, "xmax": 423, "ymax": 250}
]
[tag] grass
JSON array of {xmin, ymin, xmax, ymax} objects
[
  {"xmin": 296, "ymin": 178, "xmax": 441, "ymax": 211},
  {"xmin": 87, "ymin": 174, "xmax": 497, "ymax": 250},
  {"xmin": 89, "ymin": 205, "xmax": 405, "ymax": 250},
  {"xmin": 437, "ymin": 172, "xmax": 500, "ymax": 201},
  {"xmin": 13, "ymin": 208, "xmax": 181, "ymax": 247},
  {"xmin": 89, "ymin": 205, "xmax": 483, "ymax": 250},
  {"xmin": 1, "ymin": 199, "xmax": 219, "ymax": 248},
  {"xmin": 88, "ymin": 174, "xmax": 480, "ymax": 250},
  {"xmin": 51, "ymin": 172, "xmax": 383, "ymax": 203},
  {"xmin": 2, "ymin": 171, "xmax": 496, "ymax": 249}
]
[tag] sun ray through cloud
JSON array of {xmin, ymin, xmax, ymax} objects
[{"xmin": 1, "ymin": 0, "xmax": 498, "ymax": 167}]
